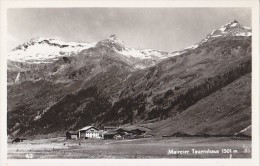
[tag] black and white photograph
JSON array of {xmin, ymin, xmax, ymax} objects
[{"xmin": 0, "ymin": 0, "xmax": 259, "ymax": 165}]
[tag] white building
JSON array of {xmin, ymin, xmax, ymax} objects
[{"xmin": 78, "ymin": 126, "xmax": 102, "ymax": 139}]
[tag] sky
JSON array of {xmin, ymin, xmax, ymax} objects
[{"xmin": 7, "ymin": 8, "xmax": 251, "ymax": 52}]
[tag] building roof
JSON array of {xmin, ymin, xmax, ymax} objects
[
  {"xmin": 79, "ymin": 126, "xmax": 100, "ymax": 131},
  {"xmin": 103, "ymin": 130, "xmax": 118, "ymax": 135},
  {"xmin": 67, "ymin": 131, "xmax": 78, "ymax": 135},
  {"xmin": 116, "ymin": 128, "xmax": 132, "ymax": 133},
  {"xmin": 131, "ymin": 129, "xmax": 146, "ymax": 133},
  {"xmin": 104, "ymin": 126, "xmax": 117, "ymax": 128}
]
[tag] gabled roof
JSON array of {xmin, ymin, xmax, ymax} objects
[
  {"xmin": 131, "ymin": 129, "xmax": 146, "ymax": 133},
  {"xmin": 79, "ymin": 126, "xmax": 100, "ymax": 131},
  {"xmin": 116, "ymin": 128, "xmax": 132, "ymax": 133},
  {"xmin": 103, "ymin": 130, "xmax": 118, "ymax": 135}
]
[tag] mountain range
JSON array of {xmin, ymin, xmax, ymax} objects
[{"xmin": 7, "ymin": 20, "xmax": 252, "ymax": 137}]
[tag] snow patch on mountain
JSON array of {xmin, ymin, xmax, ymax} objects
[
  {"xmin": 96, "ymin": 34, "xmax": 126, "ymax": 51},
  {"xmin": 169, "ymin": 20, "xmax": 252, "ymax": 59},
  {"xmin": 205, "ymin": 20, "xmax": 252, "ymax": 40},
  {"xmin": 184, "ymin": 44, "xmax": 199, "ymax": 50},
  {"xmin": 8, "ymin": 20, "xmax": 252, "ymax": 68},
  {"xmin": 8, "ymin": 37, "xmax": 96, "ymax": 63},
  {"xmin": 119, "ymin": 48, "xmax": 169, "ymax": 60}
]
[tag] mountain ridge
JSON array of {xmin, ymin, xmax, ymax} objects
[
  {"xmin": 7, "ymin": 20, "xmax": 252, "ymax": 137},
  {"xmin": 8, "ymin": 20, "xmax": 251, "ymax": 69}
]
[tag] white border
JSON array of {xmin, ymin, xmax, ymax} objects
[{"xmin": 0, "ymin": 1, "xmax": 259, "ymax": 166}]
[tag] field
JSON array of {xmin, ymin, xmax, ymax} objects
[{"xmin": 8, "ymin": 137, "xmax": 251, "ymax": 159}]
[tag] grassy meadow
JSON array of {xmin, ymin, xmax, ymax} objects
[{"xmin": 8, "ymin": 137, "xmax": 251, "ymax": 159}]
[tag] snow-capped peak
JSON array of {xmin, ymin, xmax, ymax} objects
[
  {"xmin": 206, "ymin": 20, "xmax": 252, "ymax": 39},
  {"xmin": 222, "ymin": 20, "xmax": 239, "ymax": 29},
  {"xmin": 169, "ymin": 20, "xmax": 252, "ymax": 57},
  {"xmin": 216, "ymin": 20, "xmax": 242, "ymax": 33},
  {"xmin": 109, "ymin": 34, "xmax": 119, "ymax": 41},
  {"xmin": 8, "ymin": 37, "xmax": 96, "ymax": 63},
  {"xmin": 103, "ymin": 35, "xmax": 170, "ymax": 60},
  {"xmin": 29, "ymin": 37, "xmax": 51, "ymax": 44},
  {"xmin": 191, "ymin": 20, "xmax": 252, "ymax": 47},
  {"xmin": 108, "ymin": 34, "xmax": 126, "ymax": 48},
  {"xmin": 96, "ymin": 34, "xmax": 126, "ymax": 51},
  {"xmin": 8, "ymin": 21, "xmax": 251, "ymax": 67}
]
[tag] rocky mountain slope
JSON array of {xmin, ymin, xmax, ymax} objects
[{"xmin": 7, "ymin": 20, "xmax": 252, "ymax": 137}]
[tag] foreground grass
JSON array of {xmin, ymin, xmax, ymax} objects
[{"xmin": 8, "ymin": 137, "xmax": 251, "ymax": 159}]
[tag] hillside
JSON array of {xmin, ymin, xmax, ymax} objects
[
  {"xmin": 7, "ymin": 20, "xmax": 252, "ymax": 137},
  {"xmin": 136, "ymin": 73, "xmax": 251, "ymax": 136}
]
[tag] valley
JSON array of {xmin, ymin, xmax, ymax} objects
[{"xmin": 7, "ymin": 20, "xmax": 252, "ymax": 140}]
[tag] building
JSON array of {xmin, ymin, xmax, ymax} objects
[
  {"xmin": 66, "ymin": 131, "xmax": 78, "ymax": 139},
  {"xmin": 102, "ymin": 130, "xmax": 118, "ymax": 139},
  {"xmin": 131, "ymin": 129, "xmax": 146, "ymax": 135},
  {"xmin": 11, "ymin": 137, "xmax": 27, "ymax": 144},
  {"xmin": 116, "ymin": 128, "xmax": 133, "ymax": 135},
  {"xmin": 122, "ymin": 133, "xmax": 135, "ymax": 139},
  {"xmin": 103, "ymin": 126, "xmax": 118, "ymax": 131},
  {"xmin": 78, "ymin": 126, "xmax": 101, "ymax": 139}
]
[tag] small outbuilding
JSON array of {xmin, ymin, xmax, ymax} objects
[
  {"xmin": 66, "ymin": 131, "xmax": 78, "ymax": 139},
  {"xmin": 102, "ymin": 130, "xmax": 118, "ymax": 139},
  {"xmin": 12, "ymin": 137, "xmax": 27, "ymax": 144},
  {"xmin": 131, "ymin": 129, "xmax": 146, "ymax": 135}
]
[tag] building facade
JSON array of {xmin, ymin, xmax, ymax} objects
[
  {"xmin": 78, "ymin": 126, "xmax": 101, "ymax": 139},
  {"xmin": 66, "ymin": 131, "xmax": 78, "ymax": 139}
]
